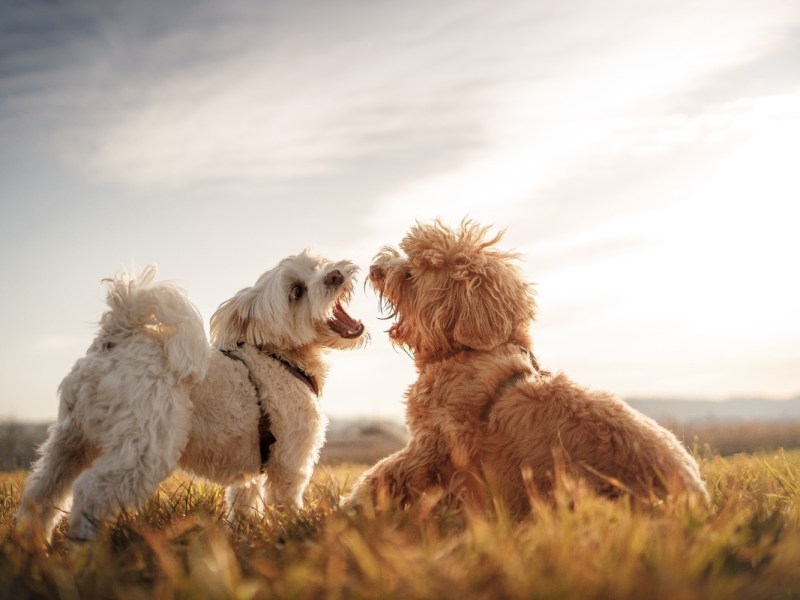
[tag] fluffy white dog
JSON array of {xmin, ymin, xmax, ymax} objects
[{"xmin": 16, "ymin": 251, "xmax": 366, "ymax": 544}]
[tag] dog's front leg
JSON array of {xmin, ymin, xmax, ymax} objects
[
  {"xmin": 345, "ymin": 437, "xmax": 445, "ymax": 509},
  {"xmin": 258, "ymin": 400, "xmax": 326, "ymax": 511},
  {"xmin": 225, "ymin": 475, "xmax": 267, "ymax": 522},
  {"xmin": 263, "ymin": 460, "xmax": 308, "ymax": 510},
  {"xmin": 262, "ymin": 428, "xmax": 316, "ymax": 510}
]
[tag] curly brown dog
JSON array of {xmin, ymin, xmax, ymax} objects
[{"xmin": 347, "ymin": 220, "xmax": 708, "ymax": 515}]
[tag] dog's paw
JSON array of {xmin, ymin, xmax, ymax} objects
[{"xmin": 14, "ymin": 522, "xmax": 49, "ymax": 554}]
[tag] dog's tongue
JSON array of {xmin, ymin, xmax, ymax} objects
[{"xmin": 328, "ymin": 302, "xmax": 364, "ymax": 339}]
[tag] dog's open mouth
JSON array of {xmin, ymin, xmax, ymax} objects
[{"xmin": 327, "ymin": 302, "xmax": 365, "ymax": 339}]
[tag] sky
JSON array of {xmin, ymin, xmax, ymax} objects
[{"xmin": 1, "ymin": 0, "xmax": 799, "ymax": 423}]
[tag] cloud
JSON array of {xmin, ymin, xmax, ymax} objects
[
  {"xmin": 1, "ymin": 0, "xmax": 496, "ymax": 185},
  {"xmin": 3, "ymin": 0, "xmax": 795, "ymax": 194},
  {"xmin": 363, "ymin": 1, "xmax": 800, "ymax": 232}
]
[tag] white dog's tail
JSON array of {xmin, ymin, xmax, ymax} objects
[{"xmin": 99, "ymin": 265, "xmax": 209, "ymax": 383}]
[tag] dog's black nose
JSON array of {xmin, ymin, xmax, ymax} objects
[
  {"xmin": 369, "ymin": 265, "xmax": 384, "ymax": 280},
  {"xmin": 325, "ymin": 270, "xmax": 344, "ymax": 287}
]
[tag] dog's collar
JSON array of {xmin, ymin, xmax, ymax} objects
[
  {"xmin": 424, "ymin": 345, "xmax": 548, "ymax": 377},
  {"xmin": 257, "ymin": 347, "xmax": 320, "ymax": 397},
  {"xmin": 223, "ymin": 343, "xmax": 320, "ymax": 398}
]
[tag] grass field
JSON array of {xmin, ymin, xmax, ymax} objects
[{"xmin": 1, "ymin": 450, "xmax": 799, "ymax": 599}]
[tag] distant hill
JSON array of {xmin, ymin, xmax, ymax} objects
[
  {"xmin": 4, "ymin": 398, "xmax": 800, "ymax": 471},
  {"xmin": 627, "ymin": 396, "xmax": 800, "ymax": 422},
  {"xmin": 0, "ymin": 420, "xmax": 409, "ymax": 472},
  {"xmin": 0, "ymin": 422, "xmax": 48, "ymax": 471},
  {"xmin": 320, "ymin": 420, "xmax": 408, "ymax": 465}
]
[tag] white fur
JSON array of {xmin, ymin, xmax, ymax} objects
[{"xmin": 16, "ymin": 252, "xmax": 366, "ymax": 544}]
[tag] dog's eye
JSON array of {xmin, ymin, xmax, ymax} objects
[{"xmin": 290, "ymin": 283, "xmax": 306, "ymax": 301}]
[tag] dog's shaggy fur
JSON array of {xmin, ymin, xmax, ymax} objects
[
  {"xmin": 16, "ymin": 251, "xmax": 366, "ymax": 544},
  {"xmin": 348, "ymin": 220, "xmax": 707, "ymax": 515}
]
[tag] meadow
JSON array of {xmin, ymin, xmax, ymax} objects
[{"xmin": 1, "ymin": 448, "xmax": 799, "ymax": 599}]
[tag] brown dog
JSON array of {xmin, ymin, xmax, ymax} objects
[{"xmin": 348, "ymin": 220, "xmax": 707, "ymax": 515}]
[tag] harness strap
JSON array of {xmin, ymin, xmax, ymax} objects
[
  {"xmin": 259, "ymin": 350, "xmax": 320, "ymax": 397},
  {"xmin": 220, "ymin": 349, "xmax": 275, "ymax": 471},
  {"xmin": 524, "ymin": 347, "xmax": 550, "ymax": 378}
]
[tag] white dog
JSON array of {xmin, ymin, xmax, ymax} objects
[{"xmin": 16, "ymin": 251, "xmax": 366, "ymax": 544}]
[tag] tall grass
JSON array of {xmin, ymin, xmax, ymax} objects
[
  {"xmin": 1, "ymin": 451, "xmax": 799, "ymax": 599},
  {"xmin": 669, "ymin": 420, "xmax": 800, "ymax": 456}
]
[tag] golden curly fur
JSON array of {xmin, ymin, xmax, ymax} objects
[{"xmin": 348, "ymin": 220, "xmax": 708, "ymax": 515}]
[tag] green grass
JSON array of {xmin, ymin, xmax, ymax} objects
[{"xmin": 2, "ymin": 451, "xmax": 799, "ymax": 599}]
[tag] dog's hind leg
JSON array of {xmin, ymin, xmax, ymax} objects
[
  {"xmin": 67, "ymin": 441, "xmax": 182, "ymax": 540},
  {"xmin": 67, "ymin": 387, "xmax": 191, "ymax": 540},
  {"xmin": 15, "ymin": 419, "xmax": 94, "ymax": 545}
]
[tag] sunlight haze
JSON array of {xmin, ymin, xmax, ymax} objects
[{"xmin": 1, "ymin": 0, "xmax": 798, "ymax": 422}]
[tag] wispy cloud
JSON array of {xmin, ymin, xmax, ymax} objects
[
  {"xmin": 363, "ymin": 1, "xmax": 799, "ymax": 236},
  {"xmin": 4, "ymin": 0, "xmax": 796, "ymax": 194}
]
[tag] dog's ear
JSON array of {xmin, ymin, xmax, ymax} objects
[
  {"xmin": 209, "ymin": 287, "xmax": 259, "ymax": 350},
  {"xmin": 451, "ymin": 261, "xmax": 536, "ymax": 351}
]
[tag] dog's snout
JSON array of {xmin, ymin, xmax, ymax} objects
[
  {"xmin": 369, "ymin": 264, "xmax": 384, "ymax": 280},
  {"xmin": 325, "ymin": 270, "xmax": 344, "ymax": 287}
]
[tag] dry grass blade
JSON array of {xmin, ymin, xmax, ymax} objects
[{"xmin": 1, "ymin": 452, "xmax": 799, "ymax": 599}]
